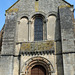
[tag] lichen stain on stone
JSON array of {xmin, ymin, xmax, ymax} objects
[
  {"xmin": 59, "ymin": 5, "xmax": 71, "ymax": 9},
  {"xmin": 7, "ymin": 8, "xmax": 18, "ymax": 13},
  {"xmin": 35, "ymin": 1, "xmax": 39, "ymax": 12},
  {"xmin": 21, "ymin": 40, "xmax": 54, "ymax": 52}
]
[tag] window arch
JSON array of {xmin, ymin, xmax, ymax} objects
[
  {"xmin": 18, "ymin": 16, "xmax": 28, "ymax": 42},
  {"xmin": 47, "ymin": 15, "xmax": 56, "ymax": 40},
  {"xmin": 31, "ymin": 14, "xmax": 47, "ymax": 41}
]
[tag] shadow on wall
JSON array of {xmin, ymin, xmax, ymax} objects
[
  {"xmin": 0, "ymin": 31, "xmax": 2, "ymax": 54},
  {"xmin": 0, "ymin": 25, "xmax": 5, "ymax": 54}
]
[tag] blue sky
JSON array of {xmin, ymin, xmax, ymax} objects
[{"xmin": 0, "ymin": 0, "xmax": 75, "ymax": 31}]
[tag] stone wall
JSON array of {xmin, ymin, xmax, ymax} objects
[
  {"xmin": 20, "ymin": 54, "xmax": 56, "ymax": 75},
  {"xmin": 0, "ymin": 13, "xmax": 17, "ymax": 75},
  {"xmin": 1, "ymin": 13, "xmax": 17, "ymax": 55},
  {"xmin": 0, "ymin": 56, "xmax": 13, "ymax": 75},
  {"xmin": 59, "ymin": 6, "xmax": 75, "ymax": 75},
  {"xmin": 0, "ymin": 0, "xmax": 75, "ymax": 75},
  {"xmin": 0, "ymin": 25, "xmax": 5, "ymax": 54}
]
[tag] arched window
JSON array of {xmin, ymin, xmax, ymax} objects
[
  {"xmin": 30, "ymin": 14, "xmax": 46, "ymax": 41},
  {"xmin": 34, "ymin": 16, "xmax": 43, "ymax": 41}
]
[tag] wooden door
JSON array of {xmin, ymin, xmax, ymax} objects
[{"xmin": 31, "ymin": 65, "xmax": 46, "ymax": 75}]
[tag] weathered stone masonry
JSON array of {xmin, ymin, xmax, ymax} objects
[{"xmin": 0, "ymin": 0, "xmax": 75, "ymax": 75}]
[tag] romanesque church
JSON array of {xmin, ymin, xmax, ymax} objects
[{"xmin": 0, "ymin": 0, "xmax": 75, "ymax": 75}]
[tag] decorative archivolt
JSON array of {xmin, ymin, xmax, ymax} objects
[{"xmin": 20, "ymin": 56, "xmax": 55, "ymax": 75}]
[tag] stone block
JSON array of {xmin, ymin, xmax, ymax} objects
[
  {"xmin": 63, "ymin": 53, "xmax": 75, "ymax": 75},
  {"xmin": 56, "ymin": 55, "xmax": 63, "ymax": 75},
  {"xmin": 59, "ymin": 7, "xmax": 75, "ymax": 53},
  {"xmin": 0, "ymin": 56, "xmax": 13, "ymax": 75},
  {"xmin": 55, "ymin": 41, "xmax": 62, "ymax": 54},
  {"xmin": 13, "ymin": 57, "xmax": 19, "ymax": 75},
  {"xmin": 59, "ymin": 7, "xmax": 73, "ymax": 29}
]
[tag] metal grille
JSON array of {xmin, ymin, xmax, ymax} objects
[
  {"xmin": 34, "ymin": 17, "xmax": 43, "ymax": 41},
  {"xmin": 31, "ymin": 65, "xmax": 46, "ymax": 75}
]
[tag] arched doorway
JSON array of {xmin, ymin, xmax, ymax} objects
[
  {"xmin": 21, "ymin": 56, "xmax": 54, "ymax": 75},
  {"xmin": 31, "ymin": 65, "xmax": 46, "ymax": 75}
]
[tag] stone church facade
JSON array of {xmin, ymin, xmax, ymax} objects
[{"xmin": 0, "ymin": 0, "xmax": 75, "ymax": 75}]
